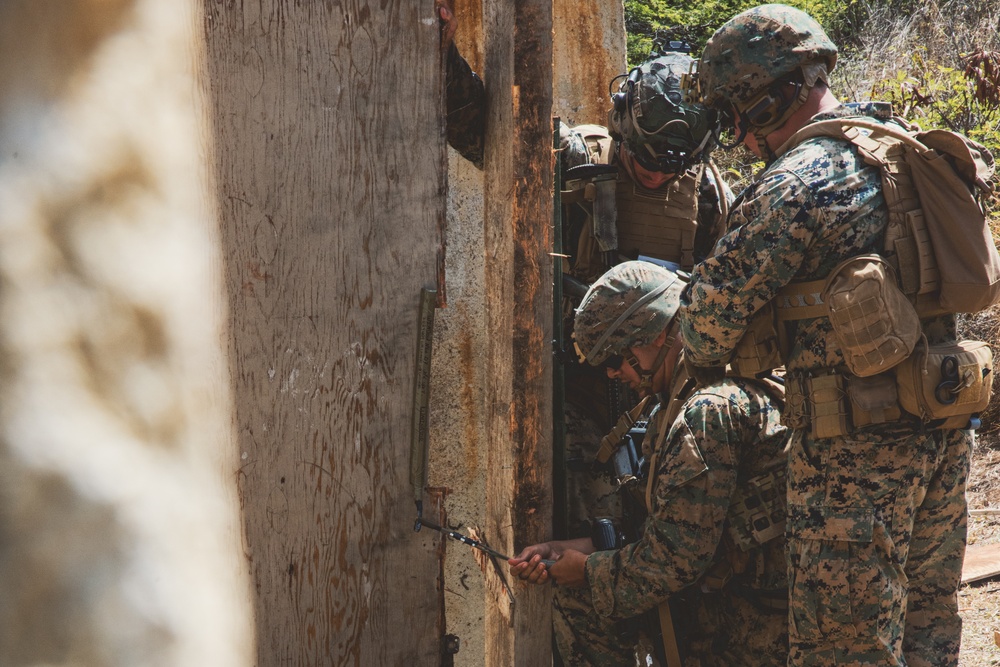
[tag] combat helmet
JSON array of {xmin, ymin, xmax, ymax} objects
[
  {"xmin": 697, "ymin": 4, "xmax": 837, "ymax": 142},
  {"xmin": 573, "ymin": 260, "xmax": 685, "ymax": 369},
  {"xmin": 608, "ymin": 48, "xmax": 715, "ymax": 173}
]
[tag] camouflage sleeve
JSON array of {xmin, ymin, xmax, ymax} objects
[
  {"xmin": 679, "ymin": 168, "xmax": 819, "ymax": 365},
  {"xmin": 445, "ymin": 43, "xmax": 485, "ymax": 169},
  {"xmin": 584, "ymin": 390, "xmax": 741, "ymax": 620}
]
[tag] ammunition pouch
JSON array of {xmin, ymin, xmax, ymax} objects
[
  {"xmin": 784, "ymin": 371, "xmax": 902, "ymax": 438},
  {"xmin": 729, "ymin": 304, "xmax": 783, "ymax": 378},
  {"xmin": 896, "ymin": 339, "xmax": 994, "ymax": 426},
  {"xmin": 726, "ymin": 466, "xmax": 787, "ymax": 552}
]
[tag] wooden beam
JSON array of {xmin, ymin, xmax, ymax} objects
[
  {"xmin": 482, "ymin": 0, "xmax": 554, "ymax": 663},
  {"xmin": 963, "ymin": 543, "xmax": 1000, "ymax": 584},
  {"xmin": 204, "ymin": 2, "xmax": 447, "ymax": 664}
]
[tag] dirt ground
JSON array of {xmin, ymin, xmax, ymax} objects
[{"xmin": 960, "ymin": 438, "xmax": 1000, "ymax": 665}]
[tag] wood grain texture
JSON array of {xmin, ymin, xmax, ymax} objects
[
  {"xmin": 963, "ymin": 543, "xmax": 1000, "ymax": 584},
  {"xmin": 482, "ymin": 0, "xmax": 554, "ymax": 664},
  {"xmin": 551, "ymin": 0, "xmax": 626, "ymax": 125},
  {"xmin": 204, "ymin": 1, "xmax": 447, "ymax": 664}
]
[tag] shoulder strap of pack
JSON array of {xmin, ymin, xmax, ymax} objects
[
  {"xmin": 594, "ymin": 394, "xmax": 654, "ymax": 464},
  {"xmin": 776, "ymin": 117, "xmax": 931, "ymax": 160},
  {"xmin": 707, "ymin": 158, "xmax": 730, "ymax": 225}
]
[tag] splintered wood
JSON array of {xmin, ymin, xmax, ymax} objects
[{"xmin": 469, "ymin": 526, "xmax": 514, "ymax": 626}]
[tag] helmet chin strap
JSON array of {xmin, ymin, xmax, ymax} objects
[
  {"xmin": 740, "ymin": 64, "xmax": 828, "ymax": 162},
  {"xmin": 636, "ymin": 320, "xmax": 680, "ymax": 394}
]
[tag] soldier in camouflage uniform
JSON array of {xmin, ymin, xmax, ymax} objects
[
  {"xmin": 511, "ymin": 261, "xmax": 789, "ymax": 666},
  {"xmin": 439, "ymin": 0, "xmax": 730, "ymax": 270},
  {"xmin": 437, "ymin": 0, "xmax": 733, "ymax": 538},
  {"xmin": 679, "ymin": 5, "xmax": 974, "ymax": 665}
]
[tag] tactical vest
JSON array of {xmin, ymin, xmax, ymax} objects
[
  {"xmin": 560, "ymin": 124, "xmax": 720, "ymax": 280},
  {"xmin": 730, "ymin": 117, "xmax": 997, "ymax": 438},
  {"xmin": 615, "ymin": 165, "xmax": 704, "ymax": 271}
]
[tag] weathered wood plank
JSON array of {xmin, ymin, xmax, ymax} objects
[
  {"xmin": 963, "ymin": 543, "xmax": 1000, "ymax": 585},
  {"xmin": 204, "ymin": 1, "xmax": 447, "ymax": 664},
  {"xmin": 552, "ymin": 0, "xmax": 626, "ymax": 124},
  {"xmin": 482, "ymin": 0, "xmax": 554, "ymax": 663}
]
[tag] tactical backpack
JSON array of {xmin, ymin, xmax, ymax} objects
[
  {"xmin": 740, "ymin": 117, "xmax": 999, "ymax": 435},
  {"xmin": 775, "ymin": 117, "xmax": 1000, "ymax": 314}
]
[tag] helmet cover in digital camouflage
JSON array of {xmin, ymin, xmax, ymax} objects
[
  {"xmin": 573, "ymin": 261, "xmax": 685, "ymax": 366},
  {"xmin": 608, "ymin": 52, "xmax": 715, "ymax": 172},
  {"xmin": 699, "ymin": 4, "xmax": 837, "ymax": 111}
]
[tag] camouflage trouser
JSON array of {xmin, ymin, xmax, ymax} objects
[
  {"xmin": 564, "ymin": 400, "xmax": 621, "ymax": 537},
  {"xmin": 553, "ymin": 582, "xmax": 788, "ymax": 666},
  {"xmin": 553, "ymin": 584, "xmax": 643, "ymax": 667},
  {"xmin": 786, "ymin": 426, "xmax": 971, "ymax": 666}
]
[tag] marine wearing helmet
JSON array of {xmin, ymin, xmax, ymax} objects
[
  {"xmin": 678, "ymin": 5, "xmax": 973, "ymax": 666},
  {"xmin": 695, "ymin": 4, "xmax": 837, "ymax": 151},
  {"xmin": 573, "ymin": 260, "xmax": 685, "ymax": 395}
]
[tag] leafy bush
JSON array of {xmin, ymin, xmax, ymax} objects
[
  {"xmin": 870, "ymin": 49, "xmax": 1000, "ymax": 154},
  {"xmin": 625, "ymin": 0, "xmax": 849, "ymax": 66}
]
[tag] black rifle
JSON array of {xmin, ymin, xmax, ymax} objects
[{"xmin": 591, "ymin": 418, "xmax": 649, "ymax": 549}]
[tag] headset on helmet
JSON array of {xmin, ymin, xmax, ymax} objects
[
  {"xmin": 694, "ymin": 4, "xmax": 837, "ymax": 149},
  {"xmin": 608, "ymin": 47, "xmax": 716, "ymax": 173}
]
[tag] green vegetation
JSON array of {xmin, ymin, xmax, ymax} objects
[
  {"xmin": 629, "ymin": 0, "xmax": 1000, "ymax": 207},
  {"xmin": 625, "ymin": 0, "xmax": 847, "ymax": 65}
]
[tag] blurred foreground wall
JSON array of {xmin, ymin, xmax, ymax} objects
[{"xmin": 0, "ymin": 1, "xmax": 253, "ymax": 665}]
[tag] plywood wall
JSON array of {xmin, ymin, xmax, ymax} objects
[{"xmin": 204, "ymin": 2, "xmax": 447, "ymax": 664}]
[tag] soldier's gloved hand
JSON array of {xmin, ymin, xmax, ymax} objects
[
  {"xmin": 509, "ymin": 544, "xmax": 554, "ymax": 585},
  {"xmin": 683, "ymin": 354, "xmax": 726, "ymax": 386}
]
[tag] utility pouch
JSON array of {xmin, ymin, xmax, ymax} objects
[
  {"xmin": 782, "ymin": 375, "xmax": 810, "ymax": 430},
  {"xmin": 896, "ymin": 339, "xmax": 994, "ymax": 424},
  {"xmin": 847, "ymin": 373, "xmax": 902, "ymax": 428},
  {"xmin": 807, "ymin": 373, "xmax": 850, "ymax": 439},
  {"xmin": 730, "ymin": 304, "xmax": 783, "ymax": 378},
  {"xmin": 785, "ymin": 370, "xmax": 904, "ymax": 436},
  {"xmin": 823, "ymin": 255, "xmax": 920, "ymax": 377}
]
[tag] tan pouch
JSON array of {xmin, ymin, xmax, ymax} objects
[
  {"xmin": 848, "ymin": 373, "xmax": 902, "ymax": 428},
  {"xmin": 808, "ymin": 373, "xmax": 850, "ymax": 439},
  {"xmin": 730, "ymin": 304, "xmax": 783, "ymax": 378},
  {"xmin": 896, "ymin": 340, "xmax": 994, "ymax": 422},
  {"xmin": 824, "ymin": 255, "xmax": 921, "ymax": 377}
]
